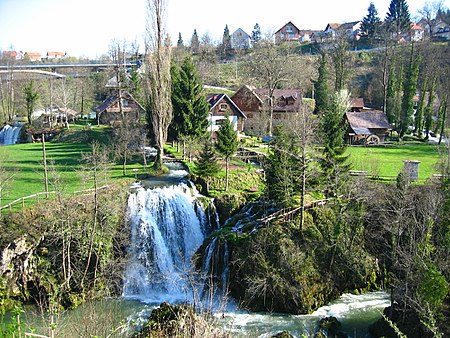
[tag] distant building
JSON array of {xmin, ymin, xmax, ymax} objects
[
  {"xmin": 46, "ymin": 51, "xmax": 66, "ymax": 60},
  {"xmin": 231, "ymin": 28, "xmax": 251, "ymax": 49},
  {"xmin": 24, "ymin": 52, "xmax": 42, "ymax": 62},
  {"xmin": 275, "ymin": 21, "xmax": 302, "ymax": 42},
  {"xmin": 324, "ymin": 21, "xmax": 362, "ymax": 40},
  {"xmin": 408, "ymin": 23, "xmax": 425, "ymax": 41}
]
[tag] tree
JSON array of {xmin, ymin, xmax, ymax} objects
[
  {"xmin": 246, "ymin": 38, "xmax": 293, "ymax": 136},
  {"xmin": 251, "ymin": 23, "xmax": 262, "ymax": 45},
  {"xmin": 194, "ymin": 141, "xmax": 221, "ymax": 179},
  {"xmin": 221, "ymin": 25, "xmax": 232, "ymax": 59},
  {"xmin": 329, "ymin": 34, "xmax": 350, "ymax": 91},
  {"xmin": 177, "ymin": 32, "xmax": 184, "ymax": 48},
  {"xmin": 313, "ymin": 53, "xmax": 329, "ymax": 114},
  {"xmin": 190, "ymin": 29, "xmax": 200, "ymax": 54},
  {"xmin": 320, "ymin": 89, "xmax": 350, "ymax": 197},
  {"xmin": 169, "ymin": 56, "xmax": 209, "ymax": 158},
  {"xmin": 265, "ymin": 127, "xmax": 300, "ymax": 208},
  {"xmin": 385, "ymin": 0, "xmax": 411, "ymax": 36},
  {"xmin": 424, "ymin": 79, "xmax": 436, "ymax": 139},
  {"xmin": 399, "ymin": 46, "xmax": 420, "ymax": 139},
  {"xmin": 143, "ymin": 0, "xmax": 173, "ymax": 170},
  {"xmin": 414, "ymin": 77, "xmax": 428, "ymax": 137},
  {"xmin": 23, "ymin": 80, "xmax": 39, "ymax": 124},
  {"xmin": 385, "ymin": 61, "xmax": 398, "ymax": 125},
  {"xmin": 361, "ymin": 2, "xmax": 382, "ymax": 43},
  {"xmin": 215, "ymin": 116, "xmax": 238, "ymax": 191},
  {"xmin": 418, "ymin": 0, "xmax": 444, "ymax": 38}
]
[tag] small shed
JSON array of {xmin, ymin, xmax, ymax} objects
[{"xmin": 346, "ymin": 110, "xmax": 391, "ymax": 145}]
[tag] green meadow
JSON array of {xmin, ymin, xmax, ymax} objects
[
  {"xmin": 0, "ymin": 126, "xmax": 146, "ymax": 210},
  {"xmin": 346, "ymin": 143, "xmax": 444, "ymax": 181}
]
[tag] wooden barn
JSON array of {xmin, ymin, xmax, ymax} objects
[{"xmin": 346, "ymin": 110, "xmax": 391, "ymax": 145}]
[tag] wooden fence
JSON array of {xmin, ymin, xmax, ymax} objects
[{"xmin": 0, "ymin": 185, "xmax": 110, "ymax": 214}]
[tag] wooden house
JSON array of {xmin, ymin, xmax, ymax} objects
[
  {"xmin": 274, "ymin": 22, "xmax": 301, "ymax": 43},
  {"xmin": 93, "ymin": 91, "xmax": 144, "ymax": 125},
  {"xmin": 232, "ymin": 85, "xmax": 302, "ymax": 137},
  {"xmin": 346, "ymin": 110, "xmax": 391, "ymax": 144},
  {"xmin": 206, "ymin": 94, "xmax": 246, "ymax": 138}
]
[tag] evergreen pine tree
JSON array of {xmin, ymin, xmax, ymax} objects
[
  {"xmin": 265, "ymin": 127, "xmax": 300, "ymax": 208},
  {"xmin": 361, "ymin": 2, "xmax": 382, "ymax": 43},
  {"xmin": 385, "ymin": 0, "xmax": 411, "ymax": 36},
  {"xmin": 399, "ymin": 49, "xmax": 420, "ymax": 138},
  {"xmin": 320, "ymin": 89, "xmax": 350, "ymax": 197},
  {"xmin": 215, "ymin": 116, "xmax": 238, "ymax": 191},
  {"xmin": 251, "ymin": 23, "xmax": 262, "ymax": 45},
  {"xmin": 190, "ymin": 29, "xmax": 200, "ymax": 54},
  {"xmin": 169, "ymin": 57, "xmax": 209, "ymax": 153},
  {"xmin": 221, "ymin": 25, "xmax": 232, "ymax": 59},
  {"xmin": 194, "ymin": 141, "xmax": 221, "ymax": 178},
  {"xmin": 177, "ymin": 33, "xmax": 184, "ymax": 48},
  {"xmin": 313, "ymin": 53, "xmax": 329, "ymax": 114}
]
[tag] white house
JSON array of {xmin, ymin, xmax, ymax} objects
[{"xmin": 231, "ymin": 28, "xmax": 251, "ymax": 49}]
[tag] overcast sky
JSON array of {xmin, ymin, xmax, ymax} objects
[{"xmin": 0, "ymin": 0, "xmax": 448, "ymax": 58}]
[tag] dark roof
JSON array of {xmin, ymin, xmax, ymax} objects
[
  {"xmin": 207, "ymin": 93, "xmax": 247, "ymax": 118},
  {"xmin": 349, "ymin": 97, "xmax": 364, "ymax": 109},
  {"xmin": 93, "ymin": 91, "xmax": 144, "ymax": 113},
  {"xmin": 253, "ymin": 89, "xmax": 302, "ymax": 112},
  {"xmin": 275, "ymin": 21, "xmax": 301, "ymax": 34},
  {"xmin": 326, "ymin": 23, "xmax": 341, "ymax": 30},
  {"xmin": 346, "ymin": 111, "xmax": 391, "ymax": 133},
  {"xmin": 338, "ymin": 21, "xmax": 361, "ymax": 30}
]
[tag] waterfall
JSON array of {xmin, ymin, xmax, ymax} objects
[
  {"xmin": 0, "ymin": 124, "xmax": 22, "ymax": 145},
  {"xmin": 122, "ymin": 182, "xmax": 212, "ymax": 304}
]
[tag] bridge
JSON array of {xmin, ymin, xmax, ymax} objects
[{"xmin": 0, "ymin": 61, "xmax": 141, "ymax": 80}]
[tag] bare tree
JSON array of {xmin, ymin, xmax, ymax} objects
[
  {"xmin": 0, "ymin": 64, "xmax": 15, "ymax": 123},
  {"xmin": 418, "ymin": 0, "xmax": 444, "ymax": 38},
  {"xmin": 286, "ymin": 104, "xmax": 319, "ymax": 229},
  {"xmin": 246, "ymin": 38, "xmax": 293, "ymax": 136},
  {"xmin": 143, "ymin": 0, "xmax": 173, "ymax": 169},
  {"xmin": 54, "ymin": 77, "xmax": 76, "ymax": 129}
]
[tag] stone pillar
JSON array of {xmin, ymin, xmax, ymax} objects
[{"xmin": 403, "ymin": 160, "xmax": 420, "ymax": 181}]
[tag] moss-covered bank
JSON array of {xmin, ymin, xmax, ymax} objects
[
  {"xmin": 207, "ymin": 200, "xmax": 382, "ymax": 315},
  {"xmin": 0, "ymin": 183, "xmax": 130, "ymax": 313}
]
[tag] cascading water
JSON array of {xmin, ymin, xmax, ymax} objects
[
  {"xmin": 0, "ymin": 123, "xmax": 22, "ymax": 145},
  {"xmin": 123, "ymin": 182, "xmax": 213, "ymax": 304}
]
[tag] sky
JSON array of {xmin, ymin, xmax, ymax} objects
[{"xmin": 0, "ymin": 0, "xmax": 449, "ymax": 59}]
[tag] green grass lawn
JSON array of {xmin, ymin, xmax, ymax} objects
[
  {"xmin": 346, "ymin": 143, "xmax": 443, "ymax": 181},
  {"xmin": 0, "ymin": 136, "xmax": 146, "ymax": 211}
]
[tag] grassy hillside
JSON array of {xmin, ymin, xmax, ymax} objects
[{"xmin": 0, "ymin": 124, "xmax": 146, "ymax": 211}]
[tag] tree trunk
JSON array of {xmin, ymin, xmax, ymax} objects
[{"xmin": 225, "ymin": 157, "xmax": 229, "ymax": 191}]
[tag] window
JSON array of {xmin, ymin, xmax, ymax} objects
[
  {"xmin": 220, "ymin": 103, "xmax": 228, "ymax": 111},
  {"xmin": 286, "ymin": 25, "xmax": 292, "ymax": 33}
]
